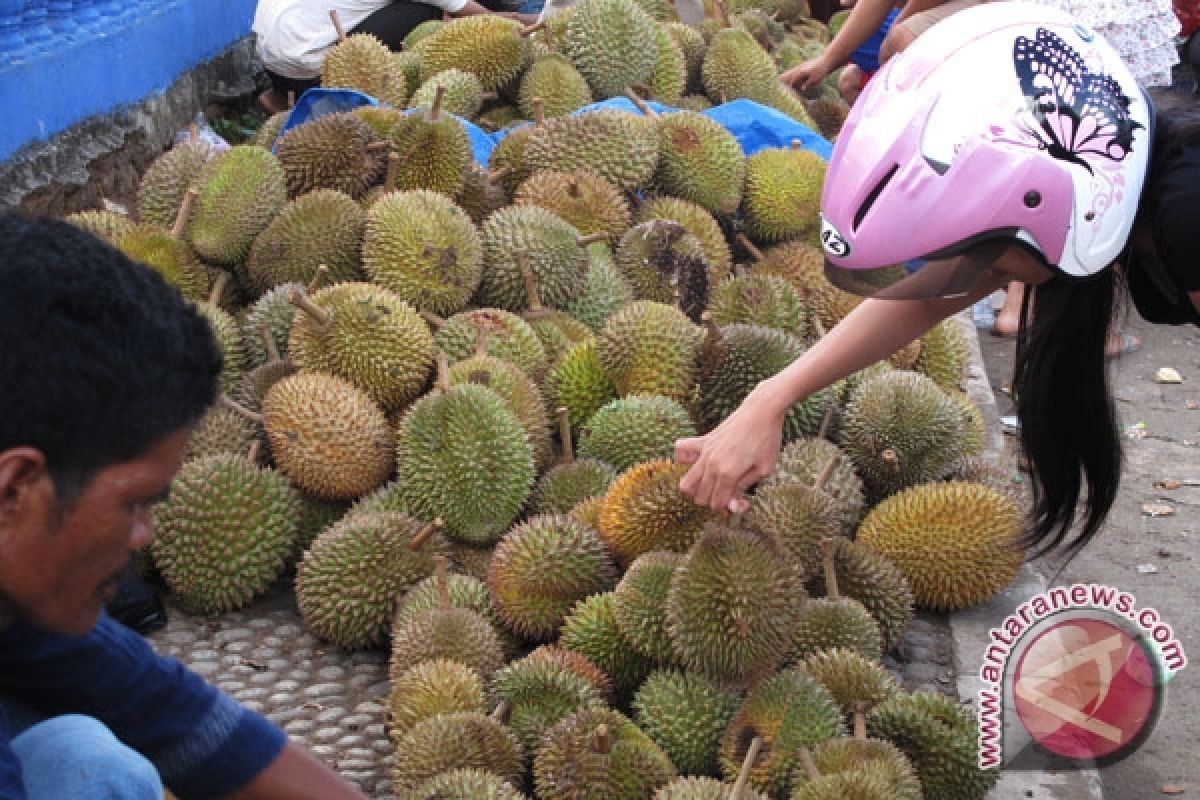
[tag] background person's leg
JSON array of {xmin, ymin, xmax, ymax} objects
[
  {"xmin": 11, "ymin": 715, "xmax": 162, "ymax": 800},
  {"xmin": 350, "ymin": 2, "xmax": 444, "ymax": 51}
]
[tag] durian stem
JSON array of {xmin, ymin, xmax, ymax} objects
[
  {"xmin": 797, "ymin": 747, "xmax": 821, "ymax": 781},
  {"xmin": 481, "ymin": 91, "xmax": 500, "ymax": 102},
  {"xmin": 714, "ymin": 0, "xmax": 731, "ymax": 26},
  {"xmin": 247, "ymin": 440, "xmax": 261, "ymax": 464},
  {"xmin": 852, "ymin": 705, "xmax": 868, "ymax": 740},
  {"xmin": 421, "ymin": 311, "xmax": 445, "ymax": 331},
  {"xmin": 813, "ymin": 453, "xmax": 838, "ymax": 492},
  {"xmin": 516, "ymin": 251, "xmax": 544, "ymax": 313},
  {"xmin": 556, "ymin": 407, "xmax": 574, "ymax": 464},
  {"xmin": 532, "ymin": 97, "xmax": 545, "ymax": 127},
  {"xmin": 207, "ymin": 272, "xmax": 230, "ymax": 307},
  {"xmin": 820, "ymin": 537, "xmax": 840, "ymax": 601},
  {"xmin": 881, "ymin": 448, "xmax": 901, "ymax": 478},
  {"xmin": 171, "ymin": 188, "xmax": 198, "ymax": 240},
  {"xmin": 329, "ymin": 9, "xmax": 346, "ymax": 42},
  {"xmin": 434, "ymin": 352, "xmax": 451, "ymax": 392},
  {"xmin": 731, "ymin": 737, "xmax": 763, "ymax": 800},
  {"xmin": 699, "ymin": 310, "xmax": 721, "ymax": 342},
  {"xmin": 576, "ymin": 232, "xmax": 609, "ymax": 248},
  {"xmin": 382, "ymin": 151, "xmax": 399, "ymax": 194},
  {"xmin": 491, "ymin": 700, "xmax": 512, "ymax": 723},
  {"xmin": 287, "ymin": 90, "xmax": 296, "ymax": 109},
  {"xmin": 519, "ymin": 20, "xmax": 546, "ymax": 36},
  {"xmin": 592, "ymin": 724, "xmax": 612, "ymax": 755},
  {"xmin": 409, "ymin": 517, "xmax": 443, "ymax": 552},
  {"xmin": 259, "ymin": 322, "xmax": 281, "ymax": 363},
  {"xmin": 625, "ymin": 89, "xmax": 659, "ymax": 118},
  {"xmin": 736, "ymin": 233, "xmax": 765, "ymax": 263},
  {"xmin": 365, "ymin": 140, "xmax": 390, "ymax": 152},
  {"xmin": 188, "ymin": 121, "xmax": 198, "ymax": 144},
  {"xmin": 307, "ymin": 264, "xmax": 332, "ymax": 294},
  {"xmin": 474, "ymin": 325, "xmax": 489, "ymax": 358},
  {"xmin": 429, "ymin": 85, "xmax": 445, "ymax": 122},
  {"xmin": 287, "ymin": 290, "xmax": 334, "ymax": 330},
  {"xmin": 434, "ymin": 555, "xmax": 451, "ymax": 610},
  {"xmin": 220, "ymin": 396, "xmax": 264, "ymax": 425},
  {"xmin": 811, "ymin": 311, "xmax": 827, "ymax": 339},
  {"xmin": 816, "ymin": 401, "xmax": 835, "ymax": 440},
  {"xmin": 543, "ymin": 22, "xmax": 556, "ymax": 53}
]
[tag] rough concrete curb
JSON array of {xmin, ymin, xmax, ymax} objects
[{"xmin": 953, "ymin": 312, "xmax": 1106, "ymax": 800}]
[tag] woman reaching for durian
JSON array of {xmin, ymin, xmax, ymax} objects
[{"xmin": 676, "ymin": 2, "xmax": 1200, "ymax": 558}]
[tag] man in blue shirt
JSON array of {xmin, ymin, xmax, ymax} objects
[{"xmin": 0, "ymin": 213, "xmax": 366, "ymax": 799}]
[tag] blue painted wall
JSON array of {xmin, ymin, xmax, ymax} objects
[{"xmin": 0, "ymin": 0, "xmax": 258, "ymax": 162}]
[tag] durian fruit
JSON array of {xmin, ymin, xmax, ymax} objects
[
  {"xmin": 571, "ymin": 495, "xmax": 604, "ymax": 531},
  {"xmin": 719, "ymin": 668, "xmax": 846, "ymax": 797},
  {"xmin": 152, "ymin": 448, "xmax": 301, "ymax": 614},
  {"xmin": 391, "ymin": 710, "xmax": 524, "ymax": 794},
  {"xmin": 644, "ymin": 24, "xmax": 688, "ymax": 105},
  {"xmin": 666, "ymin": 519, "xmax": 803, "ymax": 687},
  {"xmin": 741, "ymin": 144, "xmax": 826, "ymax": 244},
  {"xmin": 559, "ymin": 592, "xmax": 655, "ymax": 699},
  {"xmin": 790, "ymin": 708, "xmax": 922, "ymax": 800},
  {"xmin": 790, "ymin": 753, "xmax": 896, "ymax": 800},
  {"xmin": 938, "ymin": 455, "xmax": 1023, "ymax": 506},
  {"xmin": 321, "ymin": 32, "xmax": 396, "ymax": 96},
  {"xmin": 395, "ymin": 358, "xmax": 535, "ymax": 545},
  {"xmin": 514, "ymin": 169, "xmax": 631, "ymax": 243},
  {"xmin": 255, "ymin": 109, "xmax": 291, "ymax": 148},
  {"xmin": 295, "ymin": 513, "xmax": 443, "ymax": 649},
  {"xmin": 65, "ymin": 209, "xmax": 137, "ymax": 244},
  {"xmin": 577, "ymin": 394, "xmax": 696, "ymax": 472},
  {"xmin": 455, "ymin": 163, "xmax": 512, "ymax": 226},
  {"xmin": 597, "ymin": 301, "xmax": 703, "ymax": 405},
  {"xmin": 387, "ymin": 658, "xmax": 487, "ymax": 737},
  {"xmin": 763, "ymin": 436, "xmax": 865, "ymax": 537},
  {"xmin": 814, "ymin": 538, "xmax": 914, "ymax": 652},
  {"xmin": 867, "ymin": 691, "xmax": 1000, "ymax": 800},
  {"xmin": 361, "ymin": 189, "xmax": 484, "ymax": 317},
  {"xmin": 701, "ymin": 28, "xmax": 778, "ymax": 107},
  {"xmin": 856, "ymin": 480, "xmax": 1024, "ymax": 611},
  {"xmin": 433, "ymin": 307, "xmax": 549, "ymax": 384},
  {"xmin": 406, "ymin": 768, "xmax": 529, "ymax": 800},
  {"xmin": 563, "ymin": 0, "xmax": 659, "ymax": 98},
  {"xmin": 517, "ymin": 251, "xmax": 597, "ymax": 366},
  {"xmin": 747, "ymin": 455, "xmax": 845, "ymax": 577},
  {"xmin": 477, "ymin": 205, "xmax": 588, "ymax": 312},
  {"xmin": 488, "ymin": 513, "xmax": 617, "ymax": 641},
  {"xmin": 392, "ymin": 49, "xmax": 423, "ymax": 101},
  {"xmin": 518, "ymin": 48, "xmax": 593, "ymax": 118},
  {"xmin": 402, "ymin": 18, "xmax": 444, "ymax": 49},
  {"xmin": 186, "ymin": 399, "xmax": 263, "ymax": 463},
  {"xmin": 389, "ymin": 88, "xmax": 472, "ymax": 196},
  {"xmin": 547, "ymin": 339, "xmax": 620, "ymax": 431},
  {"xmin": 653, "ymin": 110, "xmax": 745, "ymax": 215},
  {"xmin": 488, "ymin": 105, "xmax": 543, "ymax": 197},
  {"xmin": 241, "ymin": 283, "xmax": 301, "ymax": 368},
  {"xmin": 417, "ymin": 15, "xmax": 529, "ymax": 91},
  {"xmin": 567, "ymin": 242, "xmax": 634, "ymax": 333},
  {"xmin": 788, "ymin": 538, "xmax": 883, "ymax": 663},
  {"xmin": 489, "ymin": 654, "xmax": 608, "ymax": 757},
  {"xmin": 524, "ymin": 109, "xmax": 661, "ymax": 191},
  {"xmin": 839, "ymin": 370, "xmax": 968, "ymax": 500},
  {"xmin": 637, "ymin": 196, "xmax": 733, "ymax": 285},
  {"xmin": 260, "ymin": 371, "xmax": 395, "ymax": 499},
  {"xmin": 388, "ymin": 561, "xmax": 508, "ymax": 684},
  {"xmin": 706, "ymin": 273, "xmax": 806, "ymax": 337},
  {"xmin": 947, "ymin": 389, "xmax": 987, "ymax": 458},
  {"xmin": 274, "ymin": 112, "xmax": 388, "ymax": 199},
  {"xmin": 352, "ymin": 105, "xmax": 402, "ymax": 139},
  {"xmin": 615, "ymin": 219, "xmax": 711, "ymax": 321},
  {"xmin": 612, "ymin": 551, "xmax": 684, "ymax": 664},
  {"xmin": 290, "ymin": 491, "xmax": 349, "ymax": 559},
  {"xmin": 228, "ymin": 332, "xmax": 297, "ymax": 415},
  {"xmin": 664, "ymin": 23, "xmax": 706, "ymax": 93},
  {"xmin": 286, "ymin": 282, "xmax": 435, "ymax": 411},
  {"xmin": 395, "ymin": 570, "xmax": 520, "ymax": 658},
  {"xmin": 801, "ymin": 89, "xmax": 852, "ymax": 141},
  {"xmin": 653, "ymin": 775, "xmax": 769, "ymax": 800},
  {"xmin": 117, "ymin": 189, "xmax": 212, "ymax": 304},
  {"xmin": 136, "ymin": 138, "xmax": 214, "ymax": 228},
  {"xmin": 751, "ymin": 239, "xmax": 868, "ymax": 335},
  {"xmin": 597, "ymin": 459, "xmax": 719, "ymax": 566},
  {"xmin": 409, "ymin": 68, "xmax": 486, "ymax": 118},
  {"xmin": 243, "ymin": 189, "xmax": 366, "ymax": 293},
  {"xmin": 632, "ymin": 669, "xmax": 741, "ymax": 777},
  {"xmin": 186, "ymin": 145, "xmax": 286, "ymax": 267},
  {"xmin": 798, "ymin": 648, "xmax": 899, "ymax": 720},
  {"xmin": 477, "ymin": 105, "xmax": 527, "ymax": 132},
  {"xmin": 676, "ymin": 93, "xmax": 713, "ymax": 112},
  {"xmin": 533, "ymin": 708, "xmax": 677, "ymax": 800},
  {"xmin": 195, "ymin": 276, "xmax": 246, "ymax": 393},
  {"xmin": 914, "ymin": 317, "xmax": 970, "ymax": 389},
  {"xmin": 534, "ymin": 410, "xmax": 617, "ymax": 514}
]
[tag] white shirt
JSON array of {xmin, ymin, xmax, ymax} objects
[{"xmin": 253, "ymin": 0, "xmax": 468, "ymax": 79}]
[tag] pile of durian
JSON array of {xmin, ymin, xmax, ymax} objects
[{"xmin": 63, "ymin": 1, "xmax": 1029, "ymax": 796}]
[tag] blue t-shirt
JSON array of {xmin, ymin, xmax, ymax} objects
[
  {"xmin": 0, "ymin": 614, "xmax": 286, "ymax": 799},
  {"xmin": 849, "ymin": 8, "xmax": 901, "ymax": 74}
]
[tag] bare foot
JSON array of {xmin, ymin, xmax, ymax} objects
[
  {"xmin": 993, "ymin": 309, "xmax": 1019, "ymax": 337},
  {"xmin": 257, "ymin": 88, "xmax": 289, "ymax": 115},
  {"xmin": 1104, "ymin": 332, "xmax": 1141, "ymax": 360}
]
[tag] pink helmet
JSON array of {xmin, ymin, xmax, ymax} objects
[{"xmin": 820, "ymin": 2, "xmax": 1153, "ymax": 298}]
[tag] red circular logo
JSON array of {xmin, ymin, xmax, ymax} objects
[{"xmin": 1012, "ymin": 617, "xmax": 1161, "ymax": 762}]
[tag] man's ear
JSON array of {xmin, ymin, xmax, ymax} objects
[{"xmin": 0, "ymin": 448, "xmax": 52, "ymax": 521}]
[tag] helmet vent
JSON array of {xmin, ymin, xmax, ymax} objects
[{"xmin": 853, "ymin": 164, "xmax": 899, "ymax": 233}]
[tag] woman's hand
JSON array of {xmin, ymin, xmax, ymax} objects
[
  {"xmin": 781, "ymin": 55, "xmax": 833, "ymax": 93},
  {"xmin": 675, "ymin": 383, "xmax": 790, "ymax": 514}
]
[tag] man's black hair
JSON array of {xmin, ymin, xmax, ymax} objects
[{"xmin": 0, "ymin": 212, "xmax": 222, "ymax": 499}]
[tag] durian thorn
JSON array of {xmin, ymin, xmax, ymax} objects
[
  {"xmin": 219, "ymin": 395, "xmax": 264, "ymax": 425},
  {"xmin": 473, "ymin": 325, "xmax": 489, "ymax": 358},
  {"xmin": 576, "ymin": 232, "xmax": 608, "ymax": 248},
  {"xmin": 736, "ymin": 233, "xmax": 766, "ymax": 262},
  {"xmin": 429, "ymin": 85, "xmax": 446, "ymax": 122},
  {"xmin": 259, "ymin": 321, "xmax": 281, "ymax": 363},
  {"xmin": 307, "ymin": 264, "xmax": 332, "ymax": 294},
  {"xmin": 171, "ymin": 187, "xmax": 198, "ymax": 240},
  {"xmin": 556, "ymin": 406, "xmax": 574, "ymax": 463},
  {"xmin": 810, "ymin": 311, "xmax": 827, "ymax": 339},
  {"xmin": 329, "ymin": 9, "xmax": 346, "ymax": 42},
  {"xmin": 409, "ymin": 517, "xmax": 443, "ymax": 552},
  {"xmin": 287, "ymin": 289, "xmax": 334, "ymax": 330},
  {"xmin": 813, "ymin": 452, "xmax": 838, "ymax": 492},
  {"xmin": 516, "ymin": 251, "xmax": 544, "ymax": 313},
  {"xmin": 188, "ymin": 121, "xmax": 199, "ymax": 144},
  {"xmin": 383, "ymin": 151, "xmax": 400, "ymax": 193},
  {"xmin": 732, "ymin": 262, "xmax": 748, "ymax": 278},
  {"xmin": 434, "ymin": 351, "xmax": 451, "ymax": 392},
  {"xmin": 433, "ymin": 554, "xmax": 451, "ymax": 609},
  {"xmin": 246, "ymin": 440, "xmax": 262, "ymax": 464},
  {"xmin": 852, "ymin": 705, "xmax": 868, "ymax": 740},
  {"xmin": 420, "ymin": 310, "xmax": 446, "ymax": 331},
  {"xmin": 532, "ymin": 97, "xmax": 545, "ymax": 126},
  {"xmin": 797, "ymin": 747, "xmax": 821, "ymax": 781},
  {"xmin": 519, "ymin": 20, "xmax": 546, "ymax": 37},
  {"xmin": 816, "ymin": 400, "xmax": 836, "ymax": 440},
  {"xmin": 820, "ymin": 536, "xmax": 841, "ymax": 600},
  {"xmin": 287, "ymin": 90, "xmax": 296, "ymax": 109},
  {"xmin": 720, "ymin": 91, "xmax": 728, "ymax": 105},
  {"xmin": 625, "ymin": 89, "xmax": 658, "ymax": 118},
  {"xmin": 365, "ymin": 140, "xmax": 390, "ymax": 152},
  {"xmin": 731, "ymin": 736, "xmax": 763, "ymax": 800},
  {"xmin": 881, "ymin": 448, "xmax": 901, "ymax": 477},
  {"xmin": 207, "ymin": 271, "xmax": 230, "ymax": 307},
  {"xmin": 491, "ymin": 700, "xmax": 512, "ymax": 723},
  {"xmin": 592, "ymin": 724, "xmax": 612, "ymax": 755}
]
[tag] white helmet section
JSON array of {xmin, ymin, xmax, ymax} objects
[{"xmin": 820, "ymin": 2, "xmax": 1151, "ymax": 279}]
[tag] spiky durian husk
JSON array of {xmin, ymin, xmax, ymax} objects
[
  {"xmin": 524, "ymin": 110, "xmax": 661, "ymax": 191},
  {"xmin": 813, "ymin": 538, "xmax": 914, "ymax": 652},
  {"xmin": 196, "ymin": 303, "xmax": 246, "ymax": 394},
  {"xmin": 647, "ymin": 24, "xmax": 688, "ymax": 105},
  {"xmin": 745, "ymin": 482, "xmax": 843, "ymax": 578},
  {"xmin": 797, "ymin": 648, "xmax": 900, "ymax": 719},
  {"xmin": 559, "ymin": 593, "xmax": 656, "ymax": 699},
  {"xmin": 186, "ymin": 145, "xmax": 286, "ymax": 267},
  {"xmin": 117, "ymin": 225, "xmax": 211, "ymax": 304},
  {"xmin": 740, "ymin": 146, "xmax": 825, "ymax": 244},
  {"xmin": 946, "ymin": 389, "xmax": 987, "ymax": 457},
  {"xmin": 788, "ymin": 597, "xmax": 883, "ymax": 664},
  {"xmin": 857, "ymin": 480, "xmax": 1024, "ymax": 611},
  {"xmin": 186, "ymin": 403, "xmax": 262, "ymax": 463},
  {"xmin": 391, "ymin": 712, "xmax": 524, "ymax": 794},
  {"xmin": 597, "ymin": 301, "xmax": 703, "ymax": 404},
  {"xmin": 718, "ymin": 668, "xmax": 846, "ymax": 796},
  {"xmin": 567, "ymin": 243, "xmax": 634, "ymax": 332},
  {"xmin": 418, "ymin": 15, "xmax": 529, "ymax": 90},
  {"xmin": 136, "ymin": 140, "xmax": 214, "ymax": 228},
  {"xmin": 790, "ymin": 770, "xmax": 897, "ymax": 800},
  {"xmin": 597, "ymin": 460, "xmax": 719, "ymax": 566},
  {"xmin": 244, "ymin": 189, "xmax": 366, "ymax": 293},
  {"xmin": 394, "ymin": 571, "xmax": 518, "ymax": 657},
  {"xmin": 239, "ymin": 283, "xmax": 300, "ymax": 367},
  {"xmin": 706, "ymin": 274, "xmax": 806, "ymax": 337},
  {"xmin": 152, "ymin": 454, "xmax": 301, "ymax": 614},
  {"xmin": 666, "ymin": 522, "xmax": 803, "ymax": 687},
  {"xmin": 66, "ymin": 209, "xmax": 137, "ymax": 245},
  {"xmin": 435, "ymin": 308, "xmax": 549, "ymax": 384},
  {"xmin": 534, "ymin": 707, "xmax": 677, "ymax": 800},
  {"xmin": 664, "ymin": 23, "xmax": 706, "ymax": 93},
  {"xmin": 321, "ymin": 32, "xmax": 396, "ymax": 96},
  {"xmin": 633, "ymin": 669, "xmax": 741, "ymax": 778},
  {"xmin": 274, "ymin": 113, "xmax": 387, "ymax": 200},
  {"xmin": 546, "ymin": 339, "xmax": 620, "ymax": 430},
  {"xmin": 611, "ymin": 552, "xmax": 684, "ymax": 664},
  {"xmin": 570, "ymin": 495, "xmax": 605, "ymax": 531},
  {"xmin": 449, "ymin": 352, "xmax": 553, "ymax": 471},
  {"xmin": 488, "ymin": 123, "xmax": 537, "ymax": 196},
  {"xmin": 514, "ymin": 169, "xmax": 631, "ymax": 243},
  {"xmin": 655, "ymin": 111, "xmax": 745, "ymax": 215},
  {"xmin": 534, "ymin": 458, "xmax": 618, "ymax": 515},
  {"xmin": 763, "ymin": 437, "xmax": 865, "ymax": 537},
  {"xmin": 477, "ymin": 205, "xmax": 589, "ymax": 312},
  {"xmin": 914, "ymin": 316, "xmax": 969, "ymax": 389},
  {"xmin": 454, "ymin": 162, "xmax": 511, "ymax": 227},
  {"xmin": 529, "ymin": 645, "xmax": 615, "ymax": 705},
  {"xmin": 615, "ymin": 220, "xmax": 710, "ymax": 320},
  {"xmin": 229, "ymin": 359, "xmax": 297, "ymax": 416},
  {"xmin": 701, "ymin": 28, "xmax": 778, "ymax": 106},
  {"xmin": 654, "ymin": 776, "xmax": 769, "ymax": 800},
  {"xmin": 518, "ymin": 54, "xmax": 594, "ymax": 118},
  {"xmin": 490, "ymin": 656, "xmax": 608, "ymax": 757},
  {"xmin": 409, "ymin": 68, "xmax": 485, "ymax": 118},
  {"xmin": 389, "ymin": 108, "xmax": 472, "ymax": 197},
  {"xmin": 389, "ymin": 607, "xmax": 507, "ymax": 685},
  {"xmin": 637, "ymin": 196, "xmax": 733, "ymax": 287},
  {"xmin": 938, "ymin": 455, "xmax": 1024, "ymax": 506},
  {"xmin": 563, "ymin": 0, "xmax": 658, "ymax": 98},
  {"xmin": 405, "ymin": 768, "xmax": 529, "ymax": 800},
  {"xmin": 578, "ymin": 394, "xmax": 697, "ymax": 472},
  {"xmin": 791, "ymin": 735, "xmax": 922, "ymax": 800},
  {"xmin": 477, "ymin": 105, "xmax": 527, "ymax": 132},
  {"xmin": 387, "ymin": 659, "xmax": 487, "ymax": 738}
]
